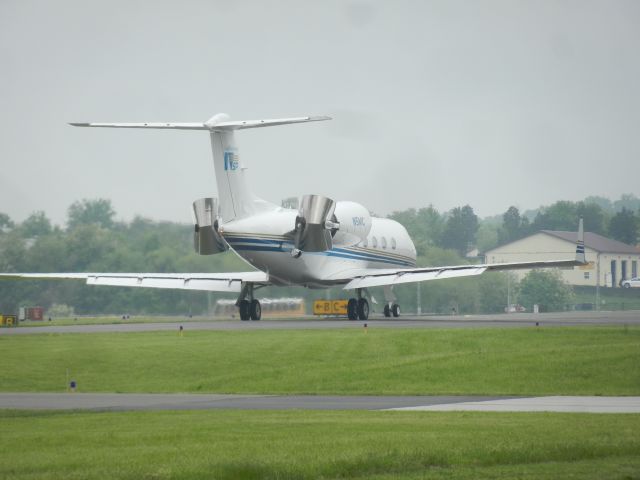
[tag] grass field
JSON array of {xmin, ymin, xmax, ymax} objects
[
  {"xmin": 1, "ymin": 327, "xmax": 639, "ymax": 395},
  {"xmin": 1, "ymin": 409, "xmax": 639, "ymax": 480}
]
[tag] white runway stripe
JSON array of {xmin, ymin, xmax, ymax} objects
[{"xmin": 387, "ymin": 396, "xmax": 640, "ymax": 413}]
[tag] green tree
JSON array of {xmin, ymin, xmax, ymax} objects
[
  {"xmin": 532, "ymin": 201, "xmax": 607, "ymax": 235},
  {"xmin": 498, "ymin": 206, "xmax": 530, "ymax": 244},
  {"xmin": 388, "ymin": 205, "xmax": 444, "ymax": 255},
  {"xmin": 440, "ymin": 205, "xmax": 478, "ymax": 256},
  {"xmin": 608, "ymin": 208, "xmax": 638, "ymax": 245},
  {"xmin": 576, "ymin": 202, "xmax": 607, "ymax": 235},
  {"xmin": 18, "ymin": 211, "xmax": 52, "ymax": 237},
  {"xmin": 517, "ymin": 270, "xmax": 574, "ymax": 312},
  {"xmin": 476, "ymin": 221, "xmax": 500, "ymax": 253},
  {"xmin": 67, "ymin": 199, "xmax": 115, "ymax": 230},
  {"xmin": 0, "ymin": 212, "xmax": 14, "ymax": 233},
  {"xmin": 584, "ymin": 195, "xmax": 613, "ymax": 214},
  {"xmin": 613, "ymin": 194, "xmax": 640, "ymax": 213}
]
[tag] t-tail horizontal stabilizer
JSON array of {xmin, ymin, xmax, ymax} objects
[{"xmin": 69, "ymin": 115, "xmax": 331, "ymax": 131}]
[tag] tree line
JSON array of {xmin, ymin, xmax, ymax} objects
[
  {"xmin": 0, "ymin": 194, "xmax": 638, "ymax": 316},
  {"xmin": 389, "ymin": 194, "xmax": 640, "ymax": 258}
]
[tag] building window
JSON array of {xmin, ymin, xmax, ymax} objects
[
  {"xmin": 633, "ymin": 261, "xmax": 638, "ymax": 279},
  {"xmin": 584, "ymin": 272, "xmax": 590, "ymax": 280}
]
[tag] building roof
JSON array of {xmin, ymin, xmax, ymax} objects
[{"xmin": 541, "ymin": 230, "xmax": 640, "ymax": 254}]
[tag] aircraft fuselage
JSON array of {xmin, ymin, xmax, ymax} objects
[{"xmin": 220, "ymin": 208, "xmax": 417, "ymax": 288}]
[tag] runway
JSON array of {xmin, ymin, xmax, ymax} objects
[
  {"xmin": 1, "ymin": 393, "xmax": 638, "ymax": 413},
  {"xmin": 1, "ymin": 310, "xmax": 639, "ymax": 335}
]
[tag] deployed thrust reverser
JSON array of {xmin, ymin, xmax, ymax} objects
[
  {"xmin": 290, "ymin": 194, "xmax": 337, "ymax": 257},
  {"xmin": 192, "ymin": 197, "xmax": 228, "ymax": 255},
  {"xmin": 289, "ymin": 195, "xmax": 373, "ymax": 258}
]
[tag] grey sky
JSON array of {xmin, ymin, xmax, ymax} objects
[{"xmin": 1, "ymin": 0, "xmax": 639, "ymax": 226}]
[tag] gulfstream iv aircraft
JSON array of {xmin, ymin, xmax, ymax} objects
[{"xmin": 1, "ymin": 114, "xmax": 586, "ymax": 320}]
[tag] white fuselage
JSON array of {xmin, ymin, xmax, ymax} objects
[{"xmin": 220, "ymin": 208, "xmax": 417, "ymax": 288}]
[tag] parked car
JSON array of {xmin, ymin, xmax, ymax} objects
[
  {"xmin": 622, "ymin": 277, "xmax": 640, "ymax": 288},
  {"xmin": 505, "ymin": 304, "xmax": 526, "ymax": 313}
]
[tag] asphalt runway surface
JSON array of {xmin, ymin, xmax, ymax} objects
[
  {"xmin": 2, "ymin": 310, "xmax": 639, "ymax": 335},
  {"xmin": 1, "ymin": 393, "xmax": 639, "ymax": 413}
]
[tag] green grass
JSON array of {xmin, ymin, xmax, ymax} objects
[
  {"xmin": 1, "ymin": 327, "xmax": 639, "ymax": 395},
  {"xmin": 1, "ymin": 409, "xmax": 639, "ymax": 480}
]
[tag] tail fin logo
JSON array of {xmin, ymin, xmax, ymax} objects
[{"xmin": 224, "ymin": 150, "xmax": 239, "ymax": 171}]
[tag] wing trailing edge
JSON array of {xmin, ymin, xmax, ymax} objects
[{"xmin": 0, "ymin": 272, "xmax": 269, "ymax": 293}]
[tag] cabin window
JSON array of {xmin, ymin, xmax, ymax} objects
[
  {"xmin": 381, "ymin": 237, "xmax": 387, "ymax": 249},
  {"xmin": 391, "ymin": 237, "xmax": 397, "ymax": 249},
  {"xmin": 363, "ymin": 238, "xmax": 368, "ymax": 248},
  {"xmin": 372, "ymin": 236, "xmax": 378, "ymax": 248}
]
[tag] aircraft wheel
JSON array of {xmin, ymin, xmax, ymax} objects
[
  {"xmin": 623, "ymin": 283, "xmax": 631, "ymax": 289},
  {"xmin": 383, "ymin": 304, "xmax": 391, "ymax": 317},
  {"xmin": 250, "ymin": 299, "xmax": 262, "ymax": 320},
  {"xmin": 391, "ymin": 303, "xmax": 400, "ymax": 318},
  {"xmin": 357, "ymin": 298, "xmax": 369, "ymax": 321},
  {"xmin": 347, "ymin": 298, "xmax": 358, "ymax": 320},
  {"xmin": 239, "ymin": 300, "xmax": 250, "ymax": 321}
]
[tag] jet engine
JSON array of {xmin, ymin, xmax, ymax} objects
[
  {"xmin": 192, "ymin": 197, "xmax": 228, "ymax": 255},
  {"xmin": 290, "ymin": 194, "xmax": 337, "ymax": 256},
  {"xmin": 332, "ymin": 201, "xmax": 372, "ymax": 246}
]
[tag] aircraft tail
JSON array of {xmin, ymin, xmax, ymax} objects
[{"xmin": 71, "ymin": 114, "xmax": 331, "ymax": 222}]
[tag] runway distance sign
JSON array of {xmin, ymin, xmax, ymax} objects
[{"xmin": 313, "ymin": 299, "xmax": 348, "ymax": 316}]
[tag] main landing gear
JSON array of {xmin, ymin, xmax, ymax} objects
[
  {"xmin": 237, "ymin": 283, "xmax": 261, "ymax": 321},
  {"xmin": 382, "ymin": 284, "xmax": 400, "ymax": 318},
  {"xmin": 347, "ymin": 289, "xmax": 370, "ymax": 321},
  {"xmin": 383, "ymin": 303, "xmax": 400, "ymax": 318},
  {"xmin": 346, "ymin": 288, "xmax": 402, "ymax": 320}
]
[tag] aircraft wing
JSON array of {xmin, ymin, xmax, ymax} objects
[
  {"xmin": 337, "ymin": 219, "xmax": 587, "ymax": 289},
  {"xmin": 0, "ymin": 271, "xmax": 269, "ymax": 293},
  {"xmin": 336, "ymin": 258, "xmax": 581, "ymax": 289}
]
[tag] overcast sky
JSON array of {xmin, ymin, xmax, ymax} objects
[{"xmin": 1, "ymin": 0, "xmax": 639, "ymax": 226}]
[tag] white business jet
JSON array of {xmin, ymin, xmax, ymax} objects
[{"xmin": 1, "ymin": 114, "xmax": 586, "ymax": 320}]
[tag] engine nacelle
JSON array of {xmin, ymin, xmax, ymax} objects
[
  {"xmin": 292, "ymin": 194, "xmax": 336, "ymax": 253},
  {"xmin": 192, "ymin": 197, "xmax": 228, "ymax": 255},
  {"xmin": 332, "ymin": 201, "xmax": 371, "ymax": 246}
]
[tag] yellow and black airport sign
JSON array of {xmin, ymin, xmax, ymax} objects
[
  {"xmin": 313, "ymin": 300, "xmax": 348, "ymax": 316},
  {"xmin": 0, "ymin": 314, "xmax": 17, "ymax": 327}
]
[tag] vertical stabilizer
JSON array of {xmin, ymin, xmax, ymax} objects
[
  {"xmin": 208, "ymin": 122, "xmax": 258, "ymax": 221},
  {"xmin": 70, "ymin": 113, "xmax": 331, "ymax": 223}
]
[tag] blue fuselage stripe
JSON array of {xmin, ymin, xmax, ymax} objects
[{"xmin": 225, "ymin": 236, "xmax": 415, "ymax": 267}]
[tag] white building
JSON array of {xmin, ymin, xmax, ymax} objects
[{"xmin": 484, "ymin": 230, "xmax": 640, "ymax": 288}]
